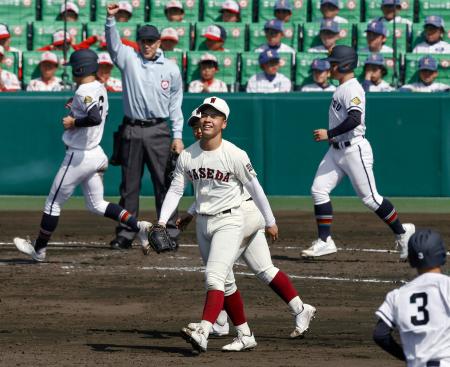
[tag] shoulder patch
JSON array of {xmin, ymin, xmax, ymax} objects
[
  {"xmin": 84, "ymin": 96, "xmax": 93, "ymax": 104},
  {"xmin": 351, "ymin": 97, "xmax": 361, "ymax": 105}
]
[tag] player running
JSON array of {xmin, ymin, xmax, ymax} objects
[
  {"xmin": 374, "ymin": 229, "xmax": 450, "ymax": 366},
  {"xmin": 13, "ymin": 49, "xmax": 151, "ymax": 262},
  {"xmin": 302, "ymin": 45, "xmax": 415, "ymax": 259}
]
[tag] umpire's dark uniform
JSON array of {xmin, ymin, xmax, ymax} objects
[{"xmin": 106, "ymin": 17, "xmax": 183, "ymax": 248}]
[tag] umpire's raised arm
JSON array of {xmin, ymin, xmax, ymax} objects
[{"xmin": 105, "ymin": 4, "xmax": 131, "ymax": 68}]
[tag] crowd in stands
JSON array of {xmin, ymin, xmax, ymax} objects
[{"xmin": 1, "ymin": 0, "xmax": 450, "ymax": 92}]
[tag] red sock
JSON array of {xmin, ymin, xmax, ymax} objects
[
  {"xmin": 202, "ymin": 290, "xmax": 225, "ymax": 323},
  {"xmin": 269, "ymin": 271, "xmax": 298, "ymax": 304},
  {"xmin": 224, "ymin": 290, "xmax": 247, "ymax": 326}
]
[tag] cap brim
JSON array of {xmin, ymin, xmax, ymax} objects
[
  {"xmin": 40, "ymin": 59, "xmax": 59, "ymax": 65},
  {"xmin": 204, "ymin": 34, "xmax": 223, "ymax": 41},
  {"xmin": 197, "ymin": 103, "xmax": 227, "ymax": 118},
  {"xmin": 220, "ymin": 8, "xmax": 240, "ymax": 13},
  {"xmin": 161, "ymin": 36, "xmax": 179, "ymax": 41},
  {"xmin": 99, "ymin": 61, "xmax": 113, "ymax": 65},
  {"xmin": 0, "ymin": 34, "xmax": 10, "ymax": 40},
  {"xmin": 419, "ymin": 67, "xmax": 437, "ymax": 71},
  {"xmin": 187, "ymin": 116, "xmax": 200, "ymax": 126}
]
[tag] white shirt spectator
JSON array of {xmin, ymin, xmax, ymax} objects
[
  {"xmin": 246, "ymin": 72, "xmax": 292, "ymax": 93},
  {"xmin": 400, "ymin": 81, "xmax": 450, "ymax": 92},
  {"xmin": 255, "ymin": 43, "xmax": 296, "ymax": 56},
  {"xmin": 0, "ymin": 69, "xmax": 20, "ymax": 91},
  {"xmin": 362, "ymin": 80, "xmax": 394, "ymax": 92},
  {"xmin": 308, "ymin": 45, "xmax": 330, "ymax": 53},
  {"xmin": 188, "ymin": 79, "xmax": 228, "ymax": 93},
  {"xmin": 301, "ymin": 83, "xmax": 336, "ymax": 92},
  {"xmin": 27, "ymin": 77, "xmax": 63, "ymax": 91},
  {"xmin": 320, "ymin": 15, "xmax": 348, "ymax": 23},
  {"xmin": 360, "ymin": 44, "xmax": 394, "ymax": 53},
  {"xmin": 376, "ymin": 15, "xmax": 412, "ymax": 27},
  {"xmin": 413, "ymin": 41, "xmax": 450, "ymax": 54}
]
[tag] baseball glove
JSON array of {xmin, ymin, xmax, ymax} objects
[{"xmin": 148, "ymin": 224, "xmax": 178, "ymax": 254}]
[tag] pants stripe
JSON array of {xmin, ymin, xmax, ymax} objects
[
  {"xmin": 49, "ymin": 152, "xmax": 74, "ymax": 215},
  {"xmin": 357, "ymin": 145, "xmax": 381, "ymax": 207}
]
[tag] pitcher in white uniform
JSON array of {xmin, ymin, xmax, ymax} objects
[
  {"xmin": 302, "ymin": 46, "xmax": 415, "ymax": 259},
  {"xmin": 13, "ymin": 50, "xmax": 151, "ymax": 262}
]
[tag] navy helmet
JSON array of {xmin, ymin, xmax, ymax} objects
[
  {"xmin": 408, "ymin": 229, "xmax": 447, "ymax": 269},
  {"xmin": 325, "ymin": 45, "xmax": 358, "ymax": 73},
  {"xmin": 65, "ymin": 49, "xmax": 98, "ymax": 77}
]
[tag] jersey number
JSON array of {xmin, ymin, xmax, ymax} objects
[
  {"xmin": 98, "ymin": 96, "xmax": 105, "ymax": 118},
  {"xmin": 410, "ymin": 292, "xmax": 429, "ymax": 326}
]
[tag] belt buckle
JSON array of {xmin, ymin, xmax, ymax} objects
[{"xmin": 139, "ymin": 120, "xmax": 145, "ymax": 127}]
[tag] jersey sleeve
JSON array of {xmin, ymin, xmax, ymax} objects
[
  {"xmin": 75, "ymin": 88, "xmax": 100, "ymax": 115},
  {"xmin": 375, "ymin": 289, "xmax": 398, "ymax": 328},
  {"xmin": 233, "ymin": 149, "xmax": 257, "ymax": 186},
  {"xmin": 341, "ymin": 85, "xmax": 364, "ymax": 114}
]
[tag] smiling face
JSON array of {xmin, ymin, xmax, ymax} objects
[
  {"xmin": 419, "ymin": 69, "xmax": 438, "ymax": 85},
  {"xmin": 200, "ymin": 62, "xmax": 218, "ymax": 81},
  {"xmin": 313, "ymin": 69, "xmax": 329, "ymax": 85},
  {"xmin": 320, "ymin": 30, "xmax": 339, "ymax": 49},
  {"xmin": 265, "ymin": 29, "xmax": 283, "ymax": 46},
  {"xmin": 199, "ymin": 106, "xmax": 227, "ymax": 140},
  {"xmin": 320, "ymin": 3, "xmax": 339, "ymax": 19},
  {"xmin": 366, "ymin": 31, "xmax": 386, "ymax": 52},
  {"xmin": 138, "ymin": 38, "xmax": 161, "ymax": 59},
  {"xmin": 425, "ymin": 25, "xmax": 443, "ymax": 44}
]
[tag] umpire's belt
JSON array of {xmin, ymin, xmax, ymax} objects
[
  {"xmin": 123, "ymin": 116, "xmax": 166, "ymax": 127},
  {"xmin": 331, "ymin": 136, "xmax": 364, "ymax": 150}
]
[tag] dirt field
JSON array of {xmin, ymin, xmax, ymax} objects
[{"xmin": 1, "ymin": 211, "xmax": 448, "ymax": 367}]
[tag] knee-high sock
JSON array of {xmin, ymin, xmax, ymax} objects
[
  {"xmin": 314, "ymin": 201, "xmax": 333, "ymax": 241},
  {"xmin": 104, "ymin": 203, "xmax": 139, "ymax": 233},
  {"xmin": 375, "ymin": 199, "xmax": 405, "ymax": 235},
  {"xmin": 269, "ymin": 271, "xmax": 303, "ymax": 314},
  {"xmin": 224, "ymin": 290, "xmax": 247, "ymax": 327},
  {"xmin": 34, "ymin": 213, "xmax": 59, "ymax": 252},
  {"xmin": 202, "ymin": 290, "xmax": 225, "ymax": 328}
]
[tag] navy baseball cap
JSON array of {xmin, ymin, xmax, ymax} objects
[
  {"xmin": 364, "ymin": 53, "xmax": 385, "ymax": 66},
  {"xmin": 424, "ymin": 15, "xmax": 445, "ymax": 29},
  {"xmin": 419, "ymin": 56, "xmax": 438, "ymax": 71},
  {"xmin": 320, "ymin": 19, "xmax": 340, "ymax": 33},
  {"xmin": 366, "ymin": 20, "xmax": 387, "ymax": 36},
  {"xmin": 408, "ymin": 229, "xmax": 446, "ymax": 269},
  {"xmin": 321, "ymin": 0, "xmax": 339, "ymax": 7},
  {"xmin": 311, "ymin": 58, "xmax": 330, "ymax": 71},
  {"xmin": 264, "ymin": 19, "xmax": 284, "ymax": 32},
  {"xmin": 137, "ymin": 25, "xmax": 160, "ymax": 41},
  {"xmin": 381, "ymin": 0, "xmax": 401, "ymax": 6},
  {"xmin": 274, "ymin": 0, "xmax": 292, "ymax": 11},
  {"xmin": 259, "ymin": 49, "xmax": 280, "ymax": 64}
]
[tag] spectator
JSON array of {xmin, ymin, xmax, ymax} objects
[
  {"xmin": 320, "ymin": 0, "xmax": 348, "ymax": 24},
  {"xmin": 255, "ymin": 19, "xmax": 295, "ymax": 56},
  {"xmin": 362, "ymin": 53, "xmax": 394, "ymax": 92},
  {"xmin": 0, "ymin": 24, "xmax": 20, "ymax": 53},
  {"xmin": 220, "ymin": 0, "xmax": 240, "ymax": 22},
  {"xmin": 400, "ymin": 56, "xmax": 450, "ymax": 92},
  {"xmin": 26, "ymin": 51, "xmax": 63, "ymax": 91},
  {"xmin": 376, "ymin": 0, "xmax": 412, "ymax": 27},
  {"xmin": 188, "ymin": 53, "xmax": 228, "ymax": 92},
  {"xmin": 301, "ymin": 59, "xmax": 336, "ymax": 91},
  {"xmin": 246, "ymin": 49, "xmax": 291, "ymax": 93},
  {"xmin": 37, "ymin": 30, "xmax": 97, "ymax": 52},
  {"xmin": 115, "ymin": 1, "xmax": 133, "ymax": 22},
  {"xmin": 360, "ymin": 20, "xmax": 393, "ymax": 53},
  {"xmin": 200, "ymin": 25, "xmax": 228, "ymax": 51},
  {"xmin": 274, "ymin": 0, "xmax": 292, "ymax": 23},
  {"xmin": 413, "ymin": 16, "xmax": 450, "ymax": 54},
  {"xmin": 308, "ymin": 19, "xmax": 340, "ymax": 53},
  {"xmin": 165, "ymin": 0, "xmax": 185, "ymax": 22},
  {"xmin": 0, "ymin": 45, "xmax": 20, "ymax": 91},
  {"xmin": 160, "ymin": 27, "xmax": 182, "ymax": 51},
  {"xmin": 96, "ymin": 52, "xmax": 122, "ymax": 92},
  {"xmin": 59, "ymin": 1, "xmax": 79, "ymax": 22}
]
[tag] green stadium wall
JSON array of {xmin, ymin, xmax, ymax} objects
[{"xmin": 1, "ymin": 92, "xmax": 449, "ymax": 197}]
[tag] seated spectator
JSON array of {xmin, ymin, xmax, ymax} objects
[
  {"xmin": 165, "ymin": 0, "xmax": 185, "ymax": 22},
  {"xmin": 376, "ymin": 0, "xmax": 412, "ymax": 27},
  {"xmin": 59, "ymin": 1, "xmax": 79, "ymax": 22},
  {"xmin": 308, "ymin": 19, "xmax": 340, "ymax": 53},
  {"xmin": 400, "ymin": 55, "xmax": 450, "ymax": 92},
  {"xmin": 274, "ymin": 0, "xmax": 292, "ymax": 23},
  {"xmin": 0, "ymin": 24, "xmax": 20, "ymax": 53},
  {"xmin": 115, "ymin": 1, "xmax": 133, "ymax": 22},
  {"xmin": 0, "ymin": 45, "xmax": 20, "ymax": 91},
  {"xmin": 38, "ymin": 30, "xmax": 97, "ymax": 52},
  {"xmin": 255, "ymin": 19, "xmax": 295, "ymax": 55},
  {"xmin": 188, "ymin": 109, "xmax": 202, "ymax": 140},
  {"xmin": 360, "ymin": 20, "xmax": 393, "ymax": 53},
  {"xmin": 96, "ymin": 52, "xmax": 122, "ymax": 92},
  {"xmin": 301, "ymin": 59, "xmax": 336, "ymax": 91},
  {"xmin": 160, "ymin": 27, "xmax": 182, "ymax": 51},
  {"xmin": 200, "ymin": 25, "xmax": 228, "ymax": 51},
  {"xmin": 362, "ymin": 53, "xmax": 394, "ymax": 92},
  {"xmin": 221, "ymin": 0, "xmax": 240, "ymax": 22},
  {"xmin": 188, "ymin": 53, "xmax": 228, "ymax": 92},
  {"xmin": 320, "ymin": 0, "xmax": 348, "ymax": 24},
  {"xmin": 413, "ymin": 16, "xmax": 450, "ymax": 54},
  {"xmin": 246, "ymin": 49, "xmax": 291, "ymax": 93},
  {"xmin": 27, "ymin": 51, "xmax": 63, "ymax": 91}
]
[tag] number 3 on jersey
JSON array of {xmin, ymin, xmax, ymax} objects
[{"xmin": 410, "ymin": 292, "xmax": 430, "ymax": 326}]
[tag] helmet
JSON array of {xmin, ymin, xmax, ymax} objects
[
  {"xmin": 408, "ymin": 229, "xmax": 447, "ymax": 269},
  {"xmin": 325, "ymin": 45, "xmax": 358, "ymax": 73},
  {"xmin": 65, "ymin": 49, "xmax": 99, "ymax": 77}
]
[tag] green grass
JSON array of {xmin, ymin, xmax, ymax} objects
[{"xmin": 1, "ymin": 196, "xmax": 449, "ymax": 213}]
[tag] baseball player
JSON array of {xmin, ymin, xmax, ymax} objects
[
  {"xmin": 13, "ymin": 49, "xmax": 151, "ymax": 262},
  {"xmin": 308, "ymin": 20, "xmax": 341, "ymax": 53},
  {"xmin": 302, "ymin": 46, "xmax": 415, "ymax": 259},
  {"xmin": 400, "ymin": 56, "xmax": 450, "ymax": 93},
  {"xmin": 165, "ymin": 0, "xmax": 185, "ymax": 22},
  {"xmin": 26, "ymin": 52, "xmax": 63, "ymax": 92},
  {"xmin": 158, "ymin": 97, "xmax": 315, "ymax": 352},
  {"xmin": 59, "ymin": 1, "xmax": 79, "ymax": 22},
  {"xmin": 376, "ymin": 0, "xmax": 412, "ymax": 27},
  {"xmin": 374, "ymin": 229, "xmax": 450, "ymax": 366},
  {"xmin": 0, "ymin": 23, "xmax": 21, "ymax": 54},
  {"xmin": 0, "ymin": 45, "xmax": 20, "ymax": 92},
  {"xmin": 188, "ymin": 53, "xmax": 228, "ymax": 93},
  {"xmin": 362, "ymin": 53, "xmax": 395, "ymax": 92},
  {"xmin": 200, "ymin": 25, "xmax": 229, "ymax": 52},
  {"xmin": 221, "ymin": 0, "xmax": 240, "ymax": 22},
  {"xmin": 115, "ymin": 1, "xmax": 133, "ymax": 22},
  {"xmin": 413, "ymin": 16, "xmax": 450, "ymax": 54},
  {"xmin": 360, "ymin": 20, "xmax": 394, "ymax": 54},
  {"xmin": 255, "ymin": 19, "xmax": 296, "ymax": 56},
  {"xmin": 96, "ymin": 52, "xmax": 122, "ymax": 92},
  {"xmin": 319, "ymin": 0, "xmax": 348, "ymax": 24},
  {"xmin": 273, "ymin": 0, "xmax": 292, "ymax": 23},
  {"xmin": 160, "ymin": 27, "xmax": 182, "ymax": 52},
  {"xmin": 37, "ymin": 30, "xmax": 97, "ymax": 52},
  {"xmin": 301, "ymin": 59, "xmax": 336, "ymax": 92}
]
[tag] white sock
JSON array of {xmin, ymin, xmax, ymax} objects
[
  {"xmin": 288, "ymin": 296, "xmax": 304, "ymax": 315},
  {"xmin": 235, "ymin": 322, "xmax": 251, "ymax": 336},
  {"xmin": 216, "ymin": 310, "xmax": 228, "ymax": 326},
  {"xmin": 200, "ymin": 320, "xmax": 213, "ymax": 337}
]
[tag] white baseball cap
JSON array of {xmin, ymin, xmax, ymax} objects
[
  {"xmin": 221, "ymin": 0, "xmax": 240, "ymax": 14},
  {"xmin": 0, "ymin": 45, "xmax": 4, "ymax": 56},
  {"xmin": 0, "ymin": 24, "xmax": 10, "ymax": 39},
  {"xmin": 40, "ymin": 51, "xmax": 58, "ymax": 65},
  {"xmin": 60, "ymin": 1, "xmax": 79, "ymax": 15},
  {"xmin": 187, "ymin": 107, "xmax": 202, "ymax": 126},
  {"xmin": 98, "ymin": 52, "xmax": 113, "ymax": 65},
  {"xmin": 53, "ymin": 30, "xmax": 72, "ymax": 46},
  {"xmin": 165, "ymin": 0, "xmax": 184, "ymax": 10},
  {"xmin": 200, "ymin": 52, "xmax": 218, "ymax": 63},
  {"xmin": 198, "ymin": 96, "xmax": 230, "ymax": 119},
  {"xmin": 160, "ymin": 27, "xmax": 179, "ymax": 41},
  {"xmin": 118, "ymin": 1, "xmax": 133, "ymax": 14}
]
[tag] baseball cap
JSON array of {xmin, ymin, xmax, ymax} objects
[
  {"xmin": 424, "ymin": 15, "xmax": 445, "ymax": 29},
  {"xmin": 320, "ymin": 0, "xmax": 339, "ymax": 8},
  {"xmin": 381, "ymin": 0, "xmax": 401, "ymax": 6},
  {"xmin": 320, "ymin": 19, "xmax": 340, "ymax": 33},
  {"xmin": 165, "ymin": 0, "xmax": 184, "ymax": 10},
  {"xmin": 264, "ymin": 19, "xmax": 284, "ymax": 32},
  {"xmin": 200, "ymin": 52, "xmax": 219, "ymax": 65},
  {"xmin": 198, "ymin": 96, "xmax": 230, "ymax": 119},
  {"xmin": 0, "ymin": 24, "xmax": 10, "ymax": 40},
  {"xmin": 203, "ymin": 24, "xmax": 227, "ymax": 42},
  {"xmin": 160, "ymin": 27, "xmax": 179, "ymax": 42},
  {"xmin": 53, "ymin": 30, "xmax": 72, "ymax": 46},
  {"xmin": 60, "ymin": 1, "xmax": 79, "ymax": 15},
  {"xmin": 258, "ymin": 49, "xmax": 280, "ymax": 64},
  {"xmin": 364, "ymin": 53, "xmax": 386, "ymax": 68},
  {"xmin": 188, "ymin": 108, "xmax": 202, "ymax": 126},
  {"xmin": 274, "ymin": 0, "xmax": 293, "ymax": 11},
  {"xmin": 221, "ymin": 0, "xmax": 240, "ymax": 14},
  {"xmin": 408, "ymin": 229, "xmax": 446, "ymax": 269},
  {"xmin": 366, "ymin": 20, "xmax": 387, "ymax": 36},
  {"xmin": 98, "ymin": 52, "xmax": 113, "ymax": 65},
  {"xmin": 311, "ymin": 58, "xmax": 330, "ymax": 71},
  {"xmin": 419, "ymin": 55, "xmax": 438, "ymax": 71},
  {"xmin": 137, "ymin": 25, "xmax": 160, "ymax": 40},
  {"xmin": 118, "ymin": 1, "xmax": 133, "ymax": 14},
  {"xmin": 0, "ymin": 45, "xmax": 4, "ymax": 56},
  {"xmin": 40, "ymin": 51, "xmax": 59, "ymax": 65}
]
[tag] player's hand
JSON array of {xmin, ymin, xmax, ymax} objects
[
  {"xmin": 176, "ymin": 213, "xmax": 193, "ymax": 231},
  {"xmin": 171, "ymin": 138, "xmax": 184, "ymax": 154},
  {"xmin": 107, "ymin": 3, "xmax": 120, "ymax": 16},
  {"xmin": 313, "ymin": 129, "xmax": 328, "ymax": 142},
  {"xmin": 364, "ymin": 70, "xmax": 373, "ymax": 80},
  {"xmin": 265, "ymin": 224, "xmax": 278, "ymax": 243},
  {"xmin": 63, "ymin": 115, "xmax": 76, "ymax": 130},
  {"xmin": 157, "ymin": 221, "xmax": 167, "ymax": 228}
]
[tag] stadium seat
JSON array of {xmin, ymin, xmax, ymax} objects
[
  {"xmin": 152, "ymin": 21, "xmax": 192, "ymax": 50},
  {"xmin": 186, "ymin": 51, "xmax": 238, "ymax": 89},
  {"xmin": 248, "ymin": 22, "xmax": 297, "ymax": 51},
  {"xmin": 257, "ymin": 0, "xmax": 307, "ymax": 22},
  {"xmin": 5, "ymin": 22, "xmax": 33, "ymax": 51},
  {"xmin": 404, "ymin": 53, "xmax": 450, "ymax": 85},
  {"xmin": 240, "ymin": 51, "xmax": 292, "ymax": 88},
  {"xmin": 411, "ymin": 23, "xmax": 450, "ymax": 51},
  {"xmin": 40, "ymin": 0, "xmax": 91, "ymax": 22},
  {"xmin": 195, "ymin": 22, "xmax": 247, "ymax": 51},
  {"xmin": 32, "ymin": 21, "xmax": 84, "ymax": 49},
  {"xmin": 417, "ymin": 0, "xmax": 450, "ymax": 23},
  {"xmin": 203, "ymin": 0, "xmax": 253, "ymax": 23},
  {"xmin": 356, "ymin": 22, "xmax": 408, "ymax": 53},
  {"xmin": 295, "ymin": 52, "xmax": 333, "ymax": 88},
  {"xmin": 164, "ymin": 50, "xmax": 184, "ymax": 66},
  {"xmin": 354, "ymin": 51, "xmax": 398, "ymax": 86},
  {"xmin": 0, "ymin": 0, "xmax": 36, "ymax": 22},
  {"xmin": 21, "ymin": 50, "xmax": 70, "ymax": 86},
  {"xmin": 311, "ymin": 0, "xmax": 361, "ymax": 23},
  {"xmin": 364, "ymin": 0, "xmax": 414, "ymax": 22},
  {"xmin": 302, "ymin": 22, "xmax": 352, "ymax": 51},
  {"xmin": 149, "ymin": 0, "xmax": 200, "ymax": 22},
  {"xmin": 1, "ymin": 51, "xmax": 19, "ymax": 76},
  {"xmin": 86, "ymin": 21, "xmax": 140, "ymax": 50}
]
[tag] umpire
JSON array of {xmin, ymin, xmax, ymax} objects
[{"xmin": 106, "ymin": 4, "xmax": 183, "ymax": 249}]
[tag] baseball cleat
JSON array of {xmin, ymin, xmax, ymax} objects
[
  {"xmin": 187, "ymin": 321, "xmax": 230, "ymax": 336},
  {"xmin": 13, "ymin": 238, "xmax": 46, "ymax": 262},
  {"xmin": 395, "ymin": 223, "xmax": 416, "ymax": 260},
  {"xmin": 221, "ymin": 332, "xmax": 257, "ymax": 352},
  {"xmin": 301, "ymin": 237, "xmax": 337, "ymax": 258},
  {"xmin": 137, "ymin": 221, "xmax": 153, "ymax": 255},
  {"xmin": 290, "ymin": 304, "xmax": 316, "ymax": 339},
  {"xmin": 181, "ymin": 326, "xmax": 208, "ymax": 352}
]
